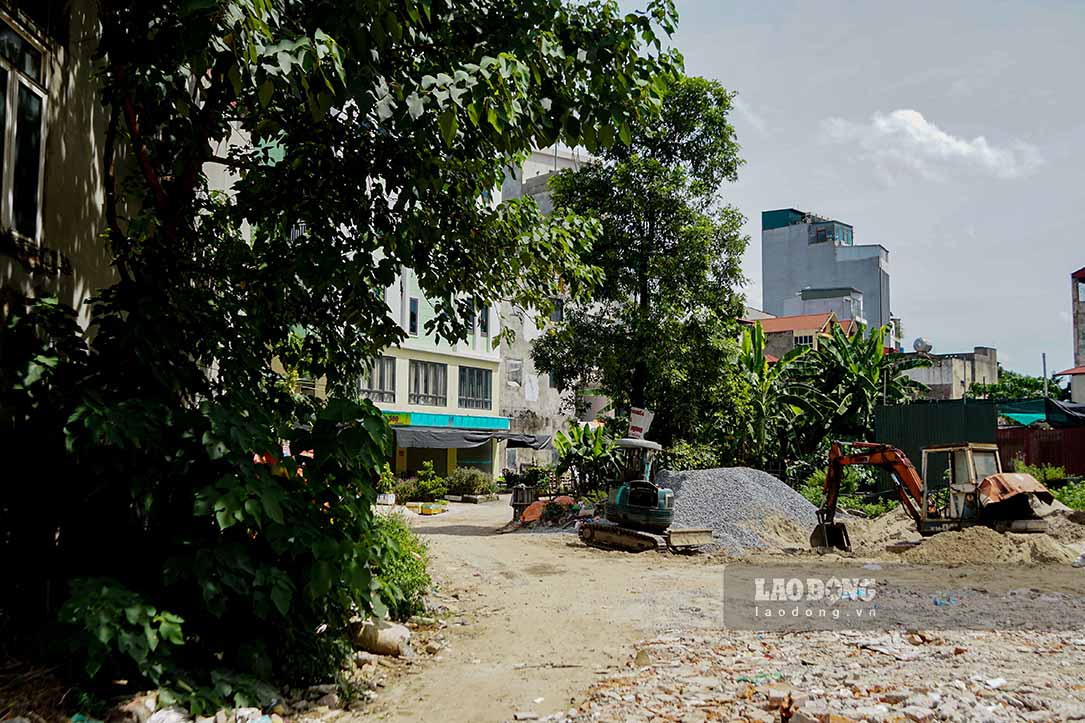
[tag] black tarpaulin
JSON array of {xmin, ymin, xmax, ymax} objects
[{"xmin": 391, "ymin": 427, "xmax": 551, "ymax": 449}]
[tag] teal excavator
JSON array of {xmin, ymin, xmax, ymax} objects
[{"xmin": 577, "ymin": 438, "xmax": 712, "ymax": 553}]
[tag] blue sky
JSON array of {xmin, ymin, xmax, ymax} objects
[{"xmin": 670, "ymin": 0, "xmax": 1085, "ymax": 375}]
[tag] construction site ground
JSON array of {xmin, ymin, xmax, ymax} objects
[{"xmin": 360, "ymin": 498, "xmax": 1085, "ymax": 723}]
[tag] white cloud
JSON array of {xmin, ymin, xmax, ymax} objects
[
  {"xmin": 821, "ymin": 109, "xmax": 1041, "ymax": 183},
  {"xmin": 732, "ymin": 96, "xmax": 768, "ymax": 136}
]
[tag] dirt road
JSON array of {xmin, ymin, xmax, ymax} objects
[{"xmin": 361, "ymin": 499, "xmax": 1085, "ymax": 723}]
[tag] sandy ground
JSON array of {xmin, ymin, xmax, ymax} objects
[{"xmin": 357, "ymin": 498, "xmax": 1085, "ymax": 723}]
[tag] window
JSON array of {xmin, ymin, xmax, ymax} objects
[
  {"xmin": 408, "ymin": 297, "xmax": 419, "ymax": 335},
  {"xmin": 795, "ymin": 334, "xmax": 814, "ymax": 347},
  {"xmin": 296, "ymin": 377, "xmax": 319, "ymax": 397},
  {"xmin": 1, "ymin": 18, "xmax": 46, "ymax": 240},
  {"xmin": 359, "ymin": 356, "xmax": 396, "ymax": 403},
  {"xmin": 506, "ymin": 358, "xmax": 523, "ymax": 386},
  {"xmin": 409, "ymin": 360, "xmax": 446, "ymax": 406},
  {"xmin": 459, "ymin": 366, "xmax": 492, "ymax": 410},
  {"xmin": 479, "ymin": 304, "xmax": 489, "ymax": 336},
  {"xmin": 549, "ymin": 298, "xmax": 564, "ymax": 322}
]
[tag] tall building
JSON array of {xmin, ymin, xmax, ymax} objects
[
  {"xmin": 1056, "ymin": 266, "xmax": 1085, "ymax": 403},
  {"xmin": 497, "ymin": 146, "xmax": 584, "ymax": 470},
  {"xmin": 357, "ymin": 270, "xmax": 510, "ymax": 477},
  {"xmin": 761, "ymin": 208, "xmax": 893, "ymax": 339}
]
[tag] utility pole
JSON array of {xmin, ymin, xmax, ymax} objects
[{"xmin": 1043, "ymin": 353, "xmax": 1049, "ymax": 397}]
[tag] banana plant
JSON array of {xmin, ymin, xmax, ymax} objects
[
  {"xmin": 554, "ymin": 422, "xmax": 620, "ymax": 496},
  {"xmin": 737, "ymin": 322, "xmax": 824, "ymax": 470}
]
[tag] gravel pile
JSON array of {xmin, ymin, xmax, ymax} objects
[{"xmin": 657, "ymin": 467, "xmax": 818, "ymax": 553}]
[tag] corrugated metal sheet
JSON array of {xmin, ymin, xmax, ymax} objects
[
  {"xmin": 998, "ymin": 427, "xmax": 1085, "ymax": 476},
  {"xmin": 978, "ymin": 473, "xmax": 1054, "ymax": 505},
  {"xmin": 874, "ymin": 401, "xmax": 998, "ymax": 493}
]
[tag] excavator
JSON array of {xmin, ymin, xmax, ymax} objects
[{"xmin": 811, "ymin": 441, "xmax": 1055, "ymax": 552}]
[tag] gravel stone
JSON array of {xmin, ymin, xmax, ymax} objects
[{"xmin": 657, "ymin": 467, "xmax": 818, "ymax": 553}]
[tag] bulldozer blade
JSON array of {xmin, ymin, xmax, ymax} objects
[{"xmin": 810, "ymin": 522, "xmax": 851, "ymax": 552}]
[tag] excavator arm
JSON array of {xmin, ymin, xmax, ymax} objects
[{"xmin": 812, "ymin": 441, "xmax": 926, "ymax": 552}]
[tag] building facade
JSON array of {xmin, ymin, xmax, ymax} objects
[
  {"xmin": 900, "ymin": 347, "xmax": 999, "ymax": 400},
  {"xmin": 744, "ymin": 312, "xmax": 855, "ymax": 359},
  {"xmin": 761, "ymin": 208, "xmax": 893, "ymax": 339},
  {"xmin": 0, "ymin": 0, "xmax": 115, "ymax": 325},
  {"xmin": 1057, "ymin": 266, "xmax": 1085, "ymax": 403},
  {"xmin": 355, "ymin": 269, "xmax": 509, "ymax": 477},
  {"xmin": 495, "ymin": 146, "xmax": 584, "ymax": 470}
]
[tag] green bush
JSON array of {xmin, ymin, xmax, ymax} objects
[
  {"xmin": 1053, "ymin": 480, "xmax": 1085, "ymax": 510},
  {"xmin": 377, "ymin": 463, "xmax": 396, "ymax": 494},
  {"xmin": 392, "ymin": 462, "xmax": 447, "ymax": 502},
  {"xmin": 801, "ymin": 468, "xmax": 897, "ymax": 518},
  {"xmin": 446, "ymin": 467, "xmax": 497, "ymax": 496},
  {"xmin": 658, "ymin": 441, "xmax": 721, "ymax": 471},
  {"xmin": 1013, "ymin": 458, "xmax": 1068, "ymax": 483},
  {"xmin": 372, "ymin": 514, "xmax": 431, "ymax": 621},
  {"xmin": 522, "ymin": 465, "xmax": 556, "ymax": 495}
]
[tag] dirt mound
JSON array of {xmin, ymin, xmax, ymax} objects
[
  {"xmin": 901, "ymin": 525, "xmax": 1076, "ymax": 565},
  {"xmin": 848, "ymin": 505, "xmax": 921, "ymax": 554},
  {"xmin": 1041, "ymin": 510, "xmax": 1085, "ymax": 544}
]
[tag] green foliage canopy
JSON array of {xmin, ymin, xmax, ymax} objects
[
  {"xmin": 531, "ymin": 76, "xmax": 750, "ymax": 449},
  {"xmin": 0, "ymin": 0, "xmax": 682, "ymax": 709}
]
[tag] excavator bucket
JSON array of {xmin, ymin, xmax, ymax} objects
[{"xmin": 810, "ymin": 521, "xmax": 851, "ymax": 552}]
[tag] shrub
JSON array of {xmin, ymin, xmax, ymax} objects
[
  {"xmin": 801, "ymin": 468, "xmax": 897, "ymax": 518},
  {"xmin": 554, "ymin": 423, "xmax": 618, "ymax": 495},
  {"xmin": 377, "ymin": 463, "xmax": 396, "ymax": 494},
  {"xmin": 447, "ymin": 467, "xmax": 497, "ymax": 496},
  {"xmin": 372, "ymin": 514, "xmax": 431, "ymax": 621},
  {"xmin": 658, "ymin": 441, "xmax": 721, "ymax": 471},
  {"xmin": 1053, "ymin": 480, "xmax": 1085, "ymax": 510},
  {"xmin": 414, "ymin": 462, "xmax": 447, "ymax": 502},
  {"xmin": 1013, "ymin": 458, "xmax": 1068, "ymax": 483},
  {"xmin": 542, "ymin": 501, "xmax": 567, "ymax": 524},
  {"xmin": 522, "ymin": 465, "xmax": 556, "ymax": 495}
]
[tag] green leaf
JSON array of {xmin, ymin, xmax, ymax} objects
[
  {"xmin": 438, "ymin": 108, "xmax": 458, "ymax": 146},
  {"xmin": 406, "ymin": 93, "xmax": 424, "ymax": 120},
  {"xmin": 271, "ymin": 584, "xmax": 292, "ymax": 616},
  {"xmin": 258, "ymin": 80, "xmax": 273, "ymax": 107}
]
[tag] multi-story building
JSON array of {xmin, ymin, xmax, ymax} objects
[
  {"xmin": 761, "ymin": 208, "xmax": 895, "ymax": 343},
  {"xmin": 353, "ymin": 269, "xmax": 510, "ymax": 477},
  {"xmin": 742, "ymin": 311, "xmax": 856, "ymax": 359},
  {"xmin": 0, "ymin": 0, "xmax": 115, "ymax": 325},
  {"xmin": 496, "ymin": 146, "xmax": 584, "ymax": 470},
  {"xmin": 1056, "ymin": 266, "xmax": 1085, "ymax": 403}
]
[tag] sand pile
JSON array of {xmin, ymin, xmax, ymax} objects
[
  {"xmin": 901, "ymin": 525, "xmax": 1077, "ymax": 565},
  {"xmin": 848, "ymin": 505, "xmax": 921, "ymax": 554}
]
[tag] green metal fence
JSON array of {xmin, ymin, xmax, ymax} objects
[{"xmin": 872, "ymin": 400, "xmax": 998, "ymax": 493}]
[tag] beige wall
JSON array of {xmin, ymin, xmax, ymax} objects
[{"xmin": 0, "ymin": 1, "xmax": 116, "ymax": 326}]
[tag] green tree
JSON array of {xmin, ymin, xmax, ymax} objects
[
  {"xmin": 553, "ymin": 422, "xmax": 619, "ymax": 495},
  {"xmin": 531, "ymin": 76, "xmax": 749, "ymax": 449},
  {"xmin": 793, "ymin": 322, "xmax": 930, "ymax": 452},
  {"xmin": 1, "ymin": 0, "xmax": 681, "ymax": 710},
  {"xmin": 966, "ymin": 366, "xmax": 1070, "ymax": 400},
  {"xmin": 736, "ymin": 322, "xmax": 820, "ymax": 471}
]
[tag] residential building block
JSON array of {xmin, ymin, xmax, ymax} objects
[{"xmin": 761, "ymin": 208, "xmax": 894, "ymax": 344}]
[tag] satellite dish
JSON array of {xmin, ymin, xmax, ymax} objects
[{"xmin": 913, "ymin": 338, "xmax": 933, "ymax": 354}]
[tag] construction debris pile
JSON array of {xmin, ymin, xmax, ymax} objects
[
  {"xmin": 658, "ymin": 467, "xmax": 818, "ymax": 554},
  {"xmin": 549, "ymin": 629, "xmax": 1085, "ymax": 723}
]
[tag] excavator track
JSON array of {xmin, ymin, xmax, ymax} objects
[{"xmin": 578, "ymin": 522, "xmax": 660, "ymax": 553}]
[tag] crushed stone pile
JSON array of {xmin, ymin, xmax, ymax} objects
[{"xmin": 657, "ymin": 467, "xmax": 818, "ymax": 554}]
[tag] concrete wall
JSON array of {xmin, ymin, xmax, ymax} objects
[
  {"xmin": 496, "ymin": 146, "xmax": 583, "ymax": 470},
  {"xmin": 901, "ymin": 347, "xmax": 998, "ymax": 400},
  {"xmin": 762, "ymin": 220, "xmax": 891, "ymax": 330},
  {"xmin": 497, "ymin": 303, "xmax": 571, "ymax": 469},
  {"xmin": 0, "ymin": 1, "xmax": 116, "ymax": 326},
  {"xmin": 1071, "ymin": 274, "xmax": 1085, "ymax": 403}
]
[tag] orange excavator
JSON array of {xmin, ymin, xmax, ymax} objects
[{"xmin": 811, "ymin": 441, "xmax": 1055, "ymax": 552}]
